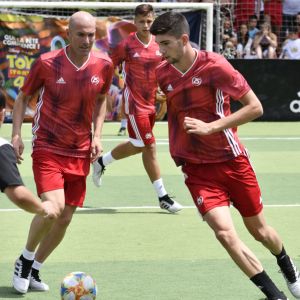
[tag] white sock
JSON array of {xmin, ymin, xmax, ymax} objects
[
  {"xmin": 153, "ymin": 178, "xmax": 167, "ymax": 198},
  {"xmin": 102, "ymin": 151, "xmax": 116, "ymax": 166},
  {"xmin": 22, "ymin": 248, "xmax": 35, "ymax": 261},
  {"xmin": 32, "ymin": 260, "xmax": 43, "ymax": 271},
  {"xmin": 121, "ymin": 119, "xmax": 127, "ymax": 128}
]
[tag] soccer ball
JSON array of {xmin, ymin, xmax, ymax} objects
[{"xmin": 60, "ymin": 271, "xmax": 97, "ymax": 300}]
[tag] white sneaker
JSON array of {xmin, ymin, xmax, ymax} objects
[
  {"xmin": 12, "ymin": 256, "xmax": 33, "ymax": 294},
  {"xmin": 92, "ymin": 157, "xmax": 105, "ymax": 187},
  {"xmin": 282, "ymin": 260, "xmax": 300, "ymax": 299},
  {"xmin": 159, "ymin": 195, "xmax": 183, "ymax": 213},
  {"xmin": 29, "ymin": 269, "xmax": 49, "ymax": 291}
]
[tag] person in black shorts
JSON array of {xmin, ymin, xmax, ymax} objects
[{"xmin": 0, "ymin": 90, "xmax": 55, "ymax": 217}]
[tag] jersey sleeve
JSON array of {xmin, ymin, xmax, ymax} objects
[
  {"xmin": 108, "ymin": 39, "xmax": 126, "ymax": 68},
  {"xmin": 100, "ymin": 61, "xmax": 114, "ymax": 94},
  {"xmin": 21, "ymin": 57, "xmax": 44, "ymax": 96},
  {"xmin": 210, "ymin": 55, "xmax": 251, "ymax": 100}
]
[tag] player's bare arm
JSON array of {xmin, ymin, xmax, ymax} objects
[
  {"xmin": 184, "ymin": 90, "xmax": 263, "ymax": 136},
  {"xmin": 91, "ymin": 93, "xmax": 107, "ymax": 162},
  {"xmin": 11, "ymin": 91, "xmax": 32, "ymax": 163}
]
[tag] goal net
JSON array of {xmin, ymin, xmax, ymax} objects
[{"xmin": 0, "ymin": 1, "xmax": 213, "ymax": 121}]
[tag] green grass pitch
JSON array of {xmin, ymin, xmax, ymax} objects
[{"xmin": 0, "ymin": 121, "xmax": 300, "ymax": 299}]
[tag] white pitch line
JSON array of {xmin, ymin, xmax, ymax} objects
[
  {"xmin": 1, "ymin": 204, "xmax": 300, "ymax": 213},
  {"xmin": 18, "ymin": 137, "xmax": 300, "ymax": 143}
]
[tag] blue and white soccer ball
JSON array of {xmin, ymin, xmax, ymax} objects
[{"xmin": 60, "ymin": 271, "xmax": 97, "ymax": 300}]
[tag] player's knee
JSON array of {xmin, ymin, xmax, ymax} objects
[
  {"xmin": 215, "ymin": 229, "xmax": 237, "ymax": 247},
  {"xmin": 56, "ymin": 212, "xmax": 74, "ymax": 228},
  {"xmin": 249, "ymin": 226, "xmax": 269, "ymax": 243}
]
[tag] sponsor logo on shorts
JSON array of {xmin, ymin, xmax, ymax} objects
[
  {"xmin": 91, "ymin": 75, "xmax": 100, "ymax": 85},
  {"xmin": 197, "ymin": 196, "xmax": 203, "ymax": 206},
  {"xmin": 145, "ymin": 133, "xmax": 152, "ymax": 139}
]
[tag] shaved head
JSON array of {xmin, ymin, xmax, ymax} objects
[
  {"xmin": 66, "ymin": 11, "xmax": 97, "ymax": 65},
  {"xmin": 69, "ymin": 11, "xmax": 96, "ymax": 31}
]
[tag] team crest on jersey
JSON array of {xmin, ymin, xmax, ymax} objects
[
  {"xmin": 91, "ymin": 76, "xmax": 100, "ymax": 85},
  {"xmin": 145, "ymin": 133, "xmax": 152, "ymax": 139},
  {"xmin": 192, "ymin": 77, "xmax": 202, "ymax": 86}
]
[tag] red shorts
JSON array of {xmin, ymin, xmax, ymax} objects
[
  {"xmin": 182, "ymin": 155, "xmax": 263, "ymax": 217},
  {"xmin": 127, "ymin": 113, "xmax": 156, "ymax": 147},
  {"xmin": 32, "ymin": 150, "xmax": 90, "ymax": 207}
]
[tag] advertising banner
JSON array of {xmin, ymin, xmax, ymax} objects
[{"xmin": 230, "ymin": 59, "xmax": 300, "ymax": 121}]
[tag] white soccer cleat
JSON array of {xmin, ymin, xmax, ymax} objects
[
  {"xmin": 279, "ymin": 257, "xmax": 300, "ymax": 299},
  {"xmin": 284, "ymin": 266, "xmax": 300, "ymax": 298},
  {"xmin": 92, "ymin": 157, "xmax": 105, "ymax": 187},
  {"xmin": 159, "ymin": 194, "xmax": 183, "ymax": 213},
  {"xmin": 29, "ymin": 269, "xmax": 49, "ymax": 291},
  {"xmin": 13, "ymin": 257, "xmax": 32, "ymax": 294}
]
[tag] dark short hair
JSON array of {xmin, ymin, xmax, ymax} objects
[
  {"xmin": 0, "ymin": 90, "xmax": 6, "ymax": 109},
  {"xmin": 249, "ymin": 14, "xmax": 258, "ymax": 20},
  {"xmin": 134, "ymin": 4, "xmax": 154, "ymax": 17},
  {"xmin": 150, "ymin": 11, "xmax": 190, "ymax": 38}
]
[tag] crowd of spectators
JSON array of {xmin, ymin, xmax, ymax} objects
[{"xmin": 222, "ymin": 0, "xmax": 300, "ymax": 59}]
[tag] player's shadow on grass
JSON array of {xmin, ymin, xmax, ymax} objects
[
  {"xmin": 75, "ymin": 207, "xmax": 177, "ymax": 215},
  {"xmin": 0, "ymin": 287, "xmax": 25, "ymax": 298}
]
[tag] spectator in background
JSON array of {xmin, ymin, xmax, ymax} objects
[
  {"xmin": 223, "ymin": 40, "xmax": 237, "ymax": 59},
  {"xmin": 236, "ymin": 23, "xmax": 253, "ymax": 58},
  {"xmin": 280, "ymin": 26, "xmax": 300, "ymax": 59},
  {"xmin": 253, "ymin": 22, "xmax": 277, "ymax": 58},
  {"xmin": 264, "ymin": 0, "xmax": 282, "ymax": 38},
  {"xmin": 281, "ymin": 0, "xmax": 300, "ymax": 43},
  {"xmin": 248, "ymin": 14, "xmax": 260, "ymax": 39},
  {"xmin": 222, "ymin": 17, "xmax": 237, "ymax": 51}
]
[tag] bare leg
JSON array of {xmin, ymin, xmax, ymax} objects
[
  {"xmin": 243, "ymin": 211, "xmax": 283, "ymax": 255},
  {"xmin": 34, "ymin": 205, "xmax": 76, "ymax": 263},
  {"xmin": 142, "ymin": 143, "xmax": 161, "ymax": 183},
  {"xmin": 204, "ymin": 206, "xmax": 263, "ymax": 277},
  {"xmin": 111, "ymin": 141, "xmax": 142, "ymax": 159},
  {"xmin": 25, "ymin": 189, "xmax": 65, "ymax": 252}
]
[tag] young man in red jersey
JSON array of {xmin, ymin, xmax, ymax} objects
[
  {"xmin": 92, "ymin": 4, "xmax": 182, "ymax": 213},
  {"xmin": 11, "ymin": 11, "xmax": 114, "ymax": 294},
  {"xmin": 150, "ymin": 12, "xmax": 300, "ymax": 300},
  {"xmin": 0, "ymin": 92, "xmax": 55, "ymax": 217}
]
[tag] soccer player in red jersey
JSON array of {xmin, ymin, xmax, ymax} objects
[
  {"xmin": 92, "ymin": 4, "xmax": 182, "ymax": 213},
  {"xmin": 150, "ymin": 12, "xmax": 300, "ymax": 300},
  {"xmin": 11, "ymin": 11, "xmax": 114, "ymax": 294}
]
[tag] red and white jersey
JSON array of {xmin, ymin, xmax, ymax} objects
[
  {"xmin": 21, "ymin": 47, "xmax": 114, "ymax": 158},
  {"xmin": 109, "ymin": 32, "xmax": 162, "ymax": 115},
  {"xmin": 156, "ymin": 50, "xmax": 251, "ymax": 166}
]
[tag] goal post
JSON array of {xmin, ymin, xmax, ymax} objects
[{"xmin": 0, "ymin": 1, "xmax": 214, "ymax": 51}]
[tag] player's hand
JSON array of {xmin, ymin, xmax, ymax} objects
[
  {"xmin": 183, "ymin": 117, "xmax": 212, "ymax": 135},
  {"xmin": 90, "ymin": 138, "xmax": 103, "ymax": 163},
  {"xmin": 11, "ymin": 135, "xmax": 24, "ymax": 164}
]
